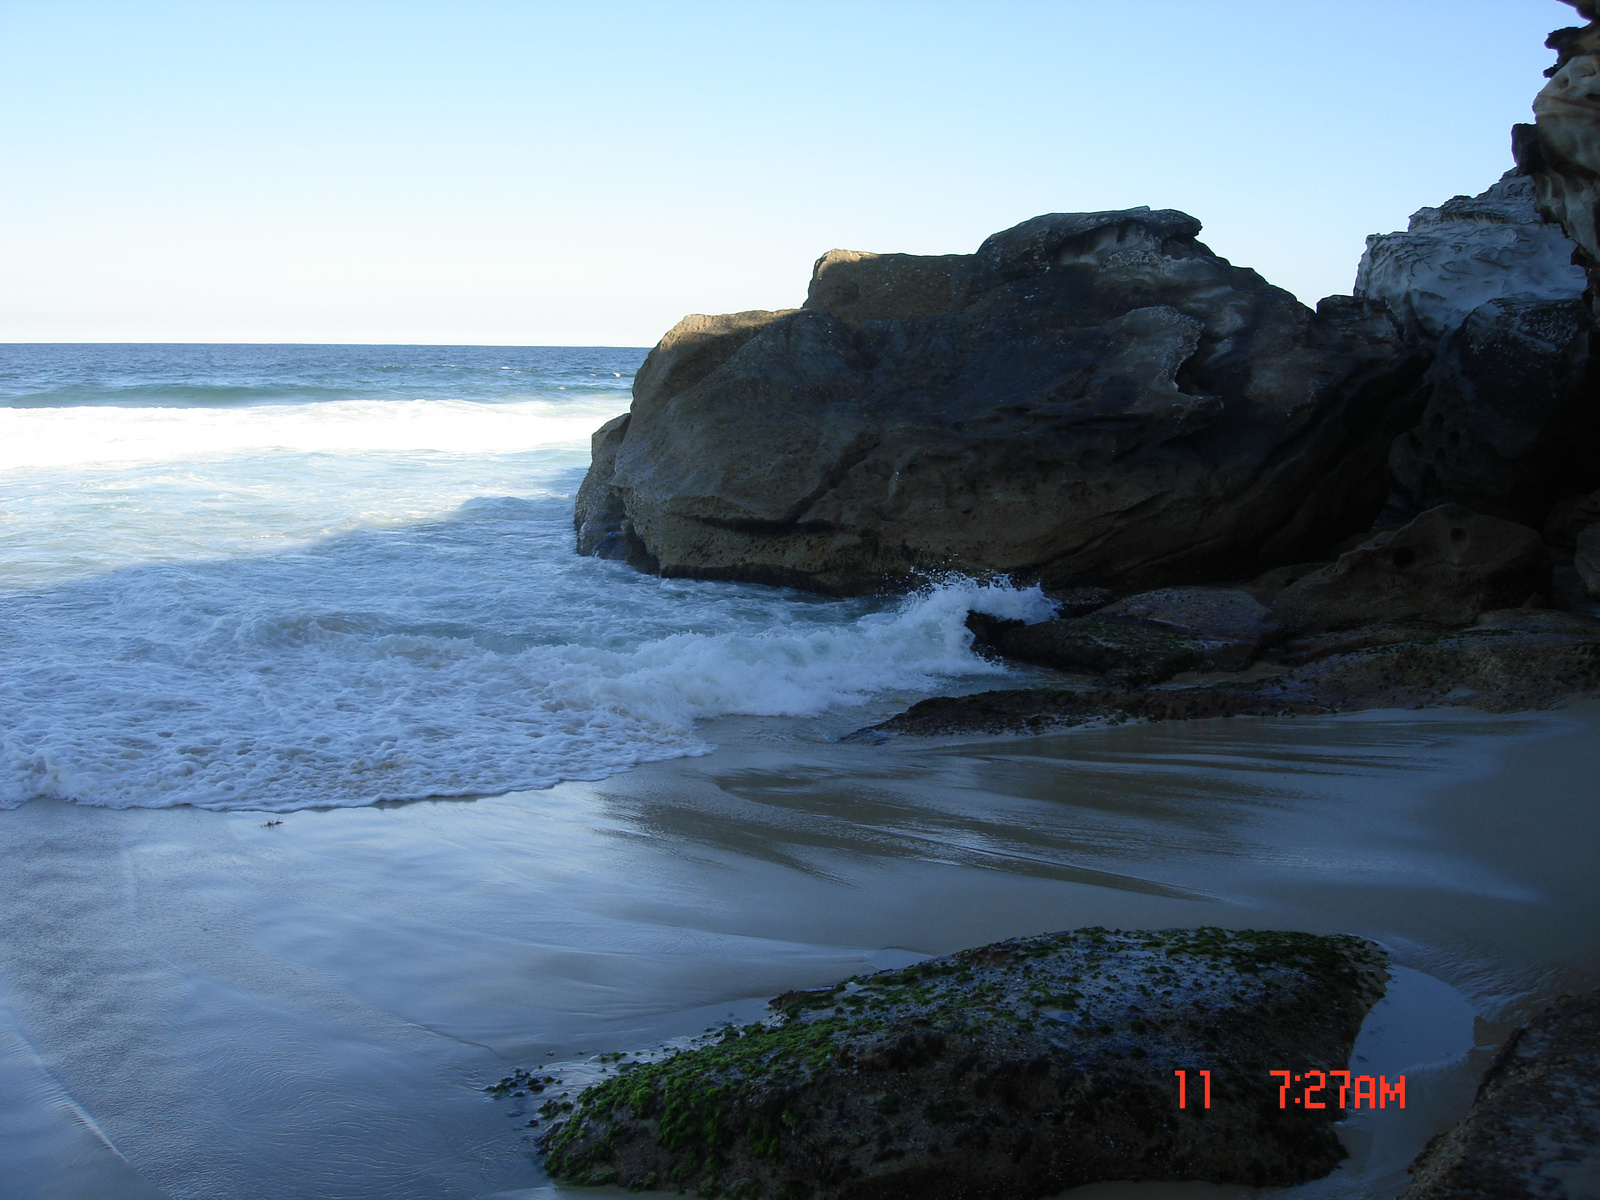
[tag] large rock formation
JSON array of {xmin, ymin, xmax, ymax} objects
[
  {"xmin": 1356, "ymin": 173, "xmax": 1597, "ymax": 524},
  {"xmin": 1386, "ymin": 294, "xmax": 1596, "ymax": 524},
  {"xmin": 577, "ymin": 209, "xmax": 1425, "ymax": 595}
]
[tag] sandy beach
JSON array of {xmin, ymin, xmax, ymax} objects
[{"xmin": 2, "ymin": 701, "xmax": 1595, "ymax": 1200}]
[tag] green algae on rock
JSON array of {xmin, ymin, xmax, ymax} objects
[{"xmin": 539, "ymin": 927, "xmax": 1387, "ymax": 1199}]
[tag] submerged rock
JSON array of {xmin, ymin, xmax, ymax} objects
[
  {"xmin": 575, "ymin": 207, "xmax": 1425, "ymax": 595},
  {"xmin": 1271, "ymin": 505, "xmax": 1549, "ymax": 634},
  {"xmin": 1401, "ymin": 989, "xmax": 1600, "ymax": 1199},
  {"xmin": 540, "ymin": 928, "xmax": 1388, "ymax": 1199}
]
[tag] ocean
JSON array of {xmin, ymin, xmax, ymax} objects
[{"xmin": 0, "ymin": 343, "xmax": 1053, "ymax": 813}]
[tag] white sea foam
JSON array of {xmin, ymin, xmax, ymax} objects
[
  {"xmin": 0, "ymin": 346, "xmax": 1055, "ymax": 813},
  {"xmin": 0, "ymin": 397, "xmax": 628, "ymax": 587},
  {"xmin": 0, "ymin": 397, "xmax": 620, "ymax": 471},
  {"xmin": 0, "ymin": 574, "xmax": 1051, "ymax": 812}
]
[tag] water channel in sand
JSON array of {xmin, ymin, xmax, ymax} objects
[{"xmin": 1, "ymin": 702, "xmax": 1596, "ymax": 1200}]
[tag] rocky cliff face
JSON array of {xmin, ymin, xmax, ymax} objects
[
  {"xmin": 1357, "ymin": 171, "xmax": 1596, "ymax": 525},
  {"xmin": 576, "ymin": 208, "xmax": 1425, "ymax": 595},
  {"xmin": 1523, "ymin": 1, "xmax": 1600, "ymax": 319}
]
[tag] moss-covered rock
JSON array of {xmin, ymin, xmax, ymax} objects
[{"xmin": 539, "ymin": 927, "xmax": 1387, "ymax": 1199}]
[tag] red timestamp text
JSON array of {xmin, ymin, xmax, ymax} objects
[{"xmin": 1173, "ymin": 1070, "xmax": 1406, "ymax": 1109}]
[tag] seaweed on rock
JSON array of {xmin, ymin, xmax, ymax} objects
[{"xmin": 539, "ymin": 927, "xmax": 1388, "ymax": 1199}]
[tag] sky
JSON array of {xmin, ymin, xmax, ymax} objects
[{"xmin": 0, "ymin": 1, "xmax": 1580, "ymax": 346}]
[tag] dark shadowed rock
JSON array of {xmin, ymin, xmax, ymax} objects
[
  {"xmin": 1546, "ymin": 488, "xmax": 1600, "ymax": 547},
  {"xmin": 1579, "ymin": 524, "xmax": 1600, "ymax": 598},
  {"xmin": 1272, "ymin": 505, "xmax": 1549, "ymax": 634},
  {"xmin": 1043, "ymin": 586, "xmax": 1114, "ymax": 617},
  {"xmin": 1401, "ymin": 989, "xmax": 1600, "ymax": 1200},
  {"xmin": 1355, "ymin": 170, "xmax": 1598, "ymax": 525},
  {"xmin": 1277, "ymin": 623, "xmax": 1449, "ymax": 667},
  {"xmin": 1094, "ymin": 587, "xmax": 1277, "ymax": 670},
  {"xmin": 539, "ymin": 928, "xmax": 1389, "ymax": 1199},
  {"xmin": 1386, "ymin": 296, "xmax": 1598, "ymax": 525},
  {"xmin": 575, "ymin": 207, "xmax": 1427, "ymax": 595},
  {"xmin": 966, "ymin": 614, "xmax": 1204, "ymax": 685},
  {"xmin": 858, "ymin": 612, "xmax": 1600, "ymax": 739}
]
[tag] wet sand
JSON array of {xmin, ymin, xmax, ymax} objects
[{"xmin": 1, "ymin": 702, "xmax": 1596, "ymax": 1200}]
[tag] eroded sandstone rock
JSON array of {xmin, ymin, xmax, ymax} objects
[
  {"xmin": 1094, "ymin": 587, "xmax": 1278, "ymax": 671},
  {"xmin": 1527, "ymin": 7, "xmax": 1600, "ymax": 319},
  {"xmin": 576, "ymin": 208, "xmax": 1426, "ymax": 595},
  {"xmin": 1354, "ymin": 173, "xmax": 1586, "ymax": 343},
  {"xmin": 1355, "ymin": 170, "xmax": 1597, "ymax": 524},
  {"xmin": 540, "ymin": 928, "xmax": 1389, "ymax": 1199},
  {"xmin": 1272, "ymin": 505, "xmax": 1549, "ymax": 634}
]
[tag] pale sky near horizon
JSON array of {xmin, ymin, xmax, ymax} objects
[{"xmin": 0, "ymin": 1, "xmax": 1580, "ymax": 346}]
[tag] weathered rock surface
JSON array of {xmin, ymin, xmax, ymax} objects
[
  {"xmin": 1546, "ymin": 488, "xmax": 1600, "ymax": 547},
  {"xmin": 966, "ymin": 614, "xmax": 1205, "ymax": 686},
  {"xmin": 1354, "ymin": 169, "xmax": 1597, "ymax": 524},
  {"xmin": 858, "ymin": 614, "xmax": 1600, "ymax": 739},
  {"xmin": 1276, "ymin": 622, "xmax": 1450, "ymax": 667},
  {"xmin": 968, "ymin": 587, "xmax": 1276, "ymax": 683},
  {"xmin": 1094, "ymin": 588, "xmax": 1278, "ymax": 670},
  {"xmin": 1579, "ymin": 523, "xmax": 1600, "ymax": 597},
  {"xmin": 540, "ymin": 927, "xmax": 1388, "ymax": 1199},
  {"xmin": 1271, "ymin": 505, "xmax": 1549, "ymax": 634},
  {"xmin": 576, "ymin": 207, "xmax": 1426, "ymax": 595},
  {"xmin": 803, "ymin": 250, "xmax": 967, "ymax": 324},
  {"xmin": 1354, "ymin": 173, "xmax": 1586, "ymax": 343},
  {"xmin": 1386, "ymin": 295, "xmax": 1597, "ymax": 524},
  {"xmin": 1524, "ymin": 6, "xmax": 1600, "ymax": 319},
  {"xmin": 1402, "ymin": 988, "xmax": 1600, "ymax": 1200}
]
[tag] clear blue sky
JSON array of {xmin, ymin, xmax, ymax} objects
[{"xmin": 0, "ymin": 1, "xmax": 1578, "ymax": 345}]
